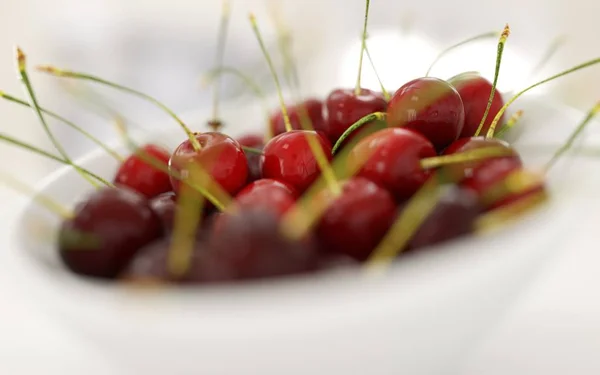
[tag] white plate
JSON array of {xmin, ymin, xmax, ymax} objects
[{"xmin": 7, "ymin": 95, "xmax": 600, "ymax": 375}]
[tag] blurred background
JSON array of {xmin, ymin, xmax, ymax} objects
[{"xmin": 0, "ymin": 0, "xmax": 599, "ymax": 184}]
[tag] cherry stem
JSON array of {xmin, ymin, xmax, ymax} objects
[
  {"xmin": 36, "ymin": 65, "xmax": 202, "ymax": 151},
  {"xmin": 0, "ymin": 90, "xmax": 124, "ymax": 163},
  {"xmin": 475, "ymin": 189, "xmax": 548, "ymax": 234},
  {"xmin": 249, "ymin": 13, "xmax": 292, "ymax": 133},
  {"xmin": 0, "ymin": 170, "xmax": 73, "ymax": 219},
  {"xmin": 544, "ymin": 101, "xmax": 600, "ymax": 172},
  {"xmin": 210, "ymin": 0, "xmax": 231, "ymax": 131},
  {"xmin": 364, "ymin": 42, "xmax": 390, "ymax": 100},
  {"xmin": 268, "ymin": 0, "xmax": 301, "ymax": 96},
  {"xmin": 420, "ymin": 146, "xmax": 516, "ymax": 169},
  {"xmin": 494, "ymin": 109, "xmax": 524, "ymax": 138},
  {"xmin": 425, "ymin": 30, "xmax": 499, "ymax": 77},
  {"xmin": 480, "ymin": 169, "xmax": 545, "ymax": 207},
  {"xmin": 332, "ymin": 112, "xmax": 386, "ymax": 154},
  {"xmin": 0, "ymin": 131, "xmax": 112, "ymax": 187},
  {"xmin": 16, "ymin": 48, "xmax": 100, "ymax": 188},
  {"xmin": 474, "ymin": 24, "xmax": 510, "ymax": 137},
  {"xmin": 241, "ymin": 146, "xmax": 263, "ymax": 155},
  {"xmin": 112, "ymin": 117, "xmax": 230, "ymax": 211},
  {"xmin": 355, "ymin": 0, "xmax": 371, "ymax": 96},
  {"xmin": 486, "ymin": 56, "xmax": 600, "ymax": 138},
  {"xmin": 366, "ymin": 174, "xmax": 442, "ymax": 269}
]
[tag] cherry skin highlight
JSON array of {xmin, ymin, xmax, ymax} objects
[
  {"xmin": 114, "ymin": 144, "xmax": 172, "ymax": 199},
  {"xmin": 348, "ymin": 128, "xmax": 437, "ymax": 201},
  {"xmin": 261, "ymin": 130, "xmax": 333, "ymax": 193},
  {"xmin": 449, "ymin": 72, "xmax": 505, "ymax": 138},
  {"xmin": 169, "ymin": 132, "xmax": 248, "ymax": 196},
  {"xmin": 234, "ymin": 179, "xmax": 298, "ymax": 218},
  {"xmin": 387, "ymin": 77, "xmax": 465, "ymax": 151},
  {"xmin": 324, "ymin": 88, "xmax": 387, "ymax": 144},
  {"xmin": 316, "ymin": 177, "xmax": 397, "ymax": 261},
  {"xmin": 58, "ymin": 187, "xmax": 163, "ymax": 279},
  {"xmin": 269, "ymin": 98, "xmax": 326, "ymax": 137}
]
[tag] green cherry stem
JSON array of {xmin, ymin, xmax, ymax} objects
[
  {"xmin": 0, "ymin": 90, "xmax": 124, "ymax": 162},
  {"xmin": 365, "ymin": 42, "xmax": 390, "ymax": 101},
  {"xmin": 241, "ymin": 146, "xmax": 263, "ymax": 155},
  {"xmin": 494, "ymin": 109, "xmax": 524, "ymax": 138},
  {"xmin": 419, "ymin": 146, "xmax": 516, "ymax": 169},
  {"xmin": 486, "ymin": 57, "xmax": 600, "ymax": 138},
  {"xmin": 16, "ymin": 48, "xmax": 99, "ymax": 187},
  {"xmin": 332, "ymin": 112, "xmax": 386, "ymax": 154},
  {"xmin": 425, "ymin": 30, "xmax": 499, "ymax": 77},
  {"xmin": 209, "ymin": 0, "xmax": 231, "ymax": 131},
  {"xmin": 544, "ymin": 101, "xmax": 600, "ymax": 172},
  {"xmin": 268, "ymin": 0, "xmax": 301, "ymax": 95},
  {"xmin": 474, "ymin": 24, "xmax": 510, "ymax": 137},
  {"xmin": 355, "ymin": 0, "xmax": 371, "ymax": 96},
  {"xmin": 0, "ymin": 131, "xmax": 112, "ymax": 187},
  {"xmin": 36, "ymin": 65, "xmax": 202, "ymax": 151}
]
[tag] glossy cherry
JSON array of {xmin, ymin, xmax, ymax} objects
[
  {"xmin": 58, "ymin": 187, "xmax": 163, "ymax": 279},
  {"xmin": 261, "ymin": 130, "xmax": 333, "ymax": 193},
  {"xmin": 348, "ymin": 128, "xmax": 437, "ymax": 200},
  {"xmin": 316, "ymin": 177, "xmax": 397, "ymax": 261},
  {"xmin": 113, "ymin": 143, "xmax": 172, "ymax": 199},
  {"xmin": 407, "ymin": 185, "xmax": 482, "ymax": 251},
  {"xmin": 449, "ymin": 72, "xmax": 505, "ymax": 138},
  {"xmin": 209, "ymin": 209, "xmax": 319, "ymax": 280},
  {"xmin": 269, "ymin": 98, "xmax": 326, "ymax": 137},
  {"xmin": 234, "ymin": 179, "xmax": 297, "ymax": 218},
  {"xmin": 169, "ymin": 132, "xmax": 248, "ymax": 196},
  {"xmin": 387, "ymin": 77, "xmax": 465, "ymax": 151},
  {"xmin": 237, "ymin": 133, "xmax": 264, "ymax": 183},
  {"xmin": 324, "ymin": 88, "xmax": 387, "ymax": 144}
]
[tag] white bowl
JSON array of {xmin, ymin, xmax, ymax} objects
[{"xmin": 9, "ymin": 96, "xmax": 600, "ymax": 375}]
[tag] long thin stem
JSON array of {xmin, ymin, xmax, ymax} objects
[
  {"xmin": 16, "ymin": 48, "xmax": 100, "ymax": 187},
  {"xmin": 494, "ymin": 109, "xmax": 524, "ymax": 138},
  {"xmin": 268, "ymin": 0, "xmax": 301, "ymax": 95},
  {"xmin": 36, "ymin": 65, "xmax": 201, "ymax": 150},
  {"xmin": 474, "ymin": 24, "xmax": 510, "ymax": 137},
  {"xmin": 209, "ymin": 0, "xmax": 231, "ymax": 131},
  {"xmin": 486, "ymin": 57, "xmax": 600, "ymax": 138},
  {"xmin": 0, "ymin": 90, "xmax": 124, "ymax": 162},
  {"xmin": 365, "ymin": 43, "xmax": 390, "ymax": 100},
  {"xmin": 355, "ymin": 0, "xmax": 371, "ymax": 95},
  {"xmin": 420, "ymin": 146, "xmax": 516, "ymax": 169},
  {"xmin": 332, "ymin": 112, "xmax": 386, "ymax": 154}
]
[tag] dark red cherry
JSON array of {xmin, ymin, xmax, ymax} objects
[
  {"xmin": 324, "ymin": 88, "xmax": 387, "ymax": 144},
  {"xmin": 348, "ymin": 128, "xmax": 437, "ymax": 200},
  {"xmin": 407, "ymin": 185, "xmax": 482, "ymax": 251},
  {"xmin": 269, "ymin": 98, "xmax": 326, "ymax": 137},
  {"xmin": 58, "ymin": 187, "xmax": 163, "ymax": 279},
  {"xmin": 169, "ymin": 132, "xmax": 248, "ymax": 196},
  {"xmin": 261, "ymin": 130, "xmax": 333, "ymax": 193},
  {"xmin": 234, "ymin": 179, "xmax": 297, "ymax": 218},
  {"xmin": 237, "ymin": 133, "xmax": 264, "ymax": 183},
  {"xmin": 449, "ymin": 72, "xmax": 505, "ymax": 138},
  {"xmin": 149, "ymin": 191, "xmax": 177, "ymax": 231},
  {"xmin": 209, "ymin": 209, "xmax": 319, "ymax": 280},
  {"xmin": 316, "ymin": 177, "xmax": 397, "ymax": 261},
  {"xmin": 387, "ymin": 77, "xmax": 465, "ymax": 151},
  {"xmin": 113, "ymin": 144, "xmax": 172, "ymax": 199}
]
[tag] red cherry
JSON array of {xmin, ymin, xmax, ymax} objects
[
  {"xmin": 169, "ymin": 132, "xmax": 248, "ymax": 196},
  {"xmin": 387, "ymin": 77, "xmax": 465, "ymax": 151},
  {"xmin": 269, "ymin": 98, "xmax": 326, "ymax": 137},
  {"xmin": 449, "ymin": 73, "xmax": 505, "ymax": 138},
  {"xmin": 261, "ymin": 130, "xmax": 333, "ymax": 193},
  {"xmin": 316, "ymin": 177, "xmax": 397, "ymax": 261},
  {"xmin": 59, "ymin": 187, "xmax": 163, "ymax": 279},
  {"xmin": 113, "ymin": 144, "xmax": 172, "ymax": 199},
  {"xmin": 237, "ymin": 133, "xmax": 264, "ymax": 183},
  {"xmin": 234, "ymin": 179, "xmax": 297, "ymax": 218},
  {"xmin": 348, "ymin": 128, "xmax": 437, "ymax": 200},
  {"xmin": 324, "ymin": 88, "xmax": 387, "ymax": 144}
]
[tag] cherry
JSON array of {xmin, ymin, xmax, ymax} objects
[
  {"xmin": 237, "ymin": 133, "xmax": 264, "ymax": 182},
  {"xmin": 209, "ymin": 209, "xmax": 319, "ymax": 280},
  {"xmin": 316, "ymin": 177, "xmax": 397, "ymax": 261},
  {"xmin": 169, "ymin": 132, "xmax": 248, "ymax": 196},
  {"xmin": 114, "ymin": 143, "xmax": 172, "ymax": 199},
  {"xmin": 407, "ymin": 185, "xmax": 482, "ymax": 251},
  {"xmin": 387, "ymin": 77, "xmax": 465, "ymax": 151},
  {"xmin": 323, "ymin": 88, "xmax": 387, "ymax": 144},
  {"xmin": 449, "ymin": 73, "xmax": 506, "ymax": 138},
  {"xmin": 234, "ymin": 179, "xmax": 297, "ymax": 218},
  {"xmin": 348, "ymin": 128, "xmax": 437, "ymax": 200},
  {"xmin": 58, "ymin": 187, "xmax": 163, "ymax": 279},
  {"xmin": 269, "ymin": 98, "xmax": 327, "ymax": 137},
  {"xmin": 261, "ymin": 130, "xmax": 333, "ymax": 193},
  {"xmin": 149, "ymin": 191, "xmax": 177, "ymax": 231}
]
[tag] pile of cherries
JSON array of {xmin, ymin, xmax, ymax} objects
[{"xmin": 57, "ymin": 69, "xmax": 543, "ymax": 283}]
